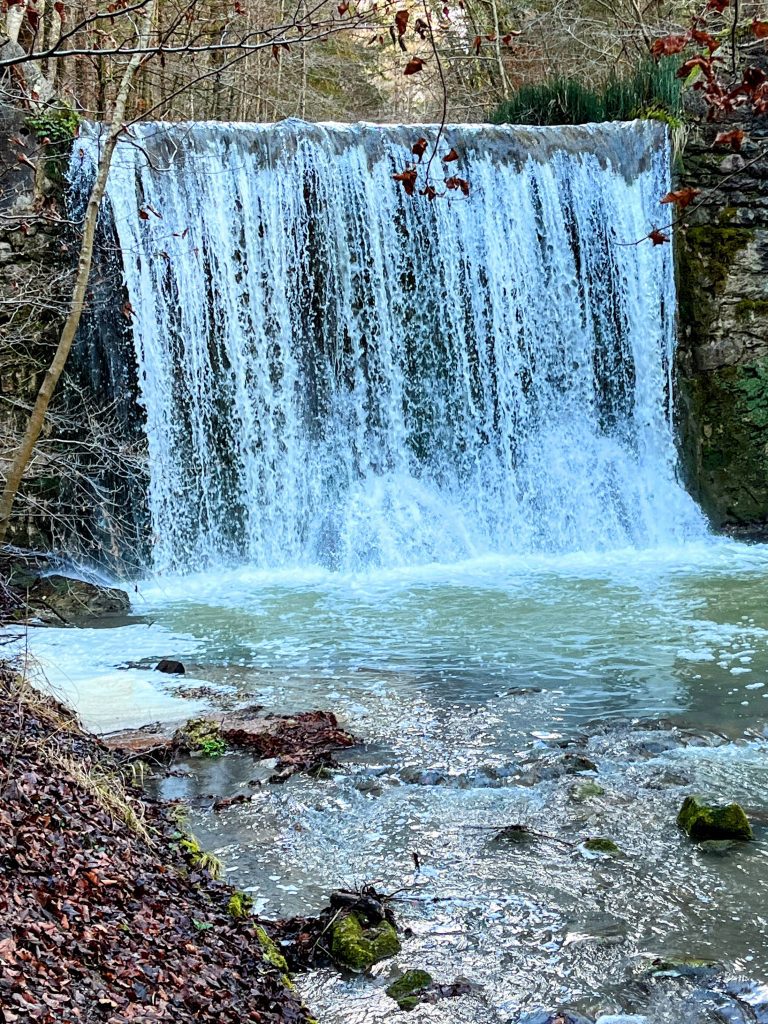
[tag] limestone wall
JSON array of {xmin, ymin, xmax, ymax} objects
[{"xmin": 675, "ymin": 120, "xmax": 768, "ymax": 535}]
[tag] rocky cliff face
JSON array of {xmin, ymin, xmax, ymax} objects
[
  {"xmin": 675, "ymin": 120, "xmax": 768, "ymax": 536},
  {"xmin": 0, "ymin": 102, "xmax": 147, "ymax": 562}
]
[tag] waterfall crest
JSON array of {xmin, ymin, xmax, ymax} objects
[{"xmin": 76, "ymin": 119, "xmax": 706, "ymax": 572}]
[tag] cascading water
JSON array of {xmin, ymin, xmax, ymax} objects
[{"xmin": 75, "ymin": 119, "xmax": 705, "ymax": 572}]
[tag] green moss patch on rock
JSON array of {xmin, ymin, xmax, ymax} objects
[
  {"xmin": 176, "ymin": 718, "xmax": 227, "ymax": 757},
  {"xmin": 255, "ymin": 925, "xmax": 295, "ymax": 989},
  {"xmin": 386, "ymin": 969, "xmax": 434, "ymax": 1011},
  {"xmin": 329, "ymin": 911, "xmax": 401, "ymax": 972},
  {"xmin": 582, "ymin": 837, "xmax": 620, "ymax": 854},
  {"xmin": 677, "ymin": 795, "xmax": 752, "ymax": 841},
  {"xmin": 573, "ymin": 781, "xmax": 606, "ymax": 802},
  {"xmin": 227, "ymin": 891, "xmax": 253, "ymax": 920},
  {"xmin": 678, "ymin": 357, "xmax": 768, "ymax": 525}
]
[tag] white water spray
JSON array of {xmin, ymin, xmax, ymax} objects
[{"xmin": 76, "ymin": 119, "xmax": 705, "ymax": 572}]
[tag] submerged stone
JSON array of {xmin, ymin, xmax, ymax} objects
[
  {"xmin": 573, "ymin": 782, "xmax": 605, "ymax": 801},
  {"xmin": 386, "ymin": 969, "xmax": 433, "ymax": 1010},
  {"xmin": 582, "ymin": 837, "xmax": 620, "ymax": 854},
  {"xmin": 677, "ymin": 795, "xmax": 752, "ymax": 841},
  {"xmin": 329, "ymin": 911, "xmax": 400, "ymax": 972},
  {"xmin": 698, "ymin": 839, "xmax": 739, "ymax": 856},
  {"xmin": 645, "ymin": 954, "xmax": 720, "ymax": 979}
]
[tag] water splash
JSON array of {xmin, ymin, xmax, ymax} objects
[{"xmin": 76, "ymin": 119, "xmax": 705, "ymax": 572}]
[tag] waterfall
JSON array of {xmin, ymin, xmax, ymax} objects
[{"xmin": 74, "ymin": 119, "xmax": 706, "ymax": 573}]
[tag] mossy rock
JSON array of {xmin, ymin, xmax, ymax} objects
[
  {"xmin": 645, "ymin": 954, "xmax": 720, "ymax": 979},
  {"xmin": 677, "ymin": 796, "xmax": 752, "ymax": 841},
  {"xmin": 255, "ymin": 925, "xmax": 295, "ymax": 989},
  {"xmin": 329, "ymin": 911, "xmax": 401, "ymax": 972},
  {"xmin": 386, "ymin": 969, "xmax": 433, "ymax": 1010},
  {"xmin": 583, "ymin": 837, "xmax": 620, "ymax": 854},
  {"xmin": 227, "ymin": 891, "xmax": 253, "ymax": 920},
  {"xmin": 573, "ymin": 782, "xmax": 605, "ymax": 802},
  {"xmin": 178, "ymin": 719, "xmax": 226, "ymax": 757}
]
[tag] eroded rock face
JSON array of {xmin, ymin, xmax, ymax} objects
[
  {"xmin": 676, "ymin": 120, "xmax": 768, "ymax": 533},
  {"xmin": 1, "ymin": 549, "xmax": 131, "ymax": 624}
]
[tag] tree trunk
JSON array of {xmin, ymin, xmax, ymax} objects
[{"xmin": 0, "ymin": 1, "xmax": 155, "ymax": 545}]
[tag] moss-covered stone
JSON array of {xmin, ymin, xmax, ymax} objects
[
  {"xmin": 583, "ymin": 837, "xmax": 620, "ymax": 854},
  {"xmin": 573, "ymin": 781, "xmax": 605, "ymax": 801},
  {"xmin": 227, "ymin": 891, "xmax": 253, "ymax": 920},
  {"xmin": 255, "ymin": 925, "xmax": 295, "ymax": 989},
  {"xmin": 386, "ymin": 969, "xmax": 433, "ymax": 1010},
  {"xmin": 734, "ymin": 298, "xmax": 768, "ymax": 322},
  {"xmin": 677, "ymin": 795, "xmax": 752, "ymax": 841},
  {"xmin": 329, "ymin": 911, "xmax": 401, "ymax": 972},
  {"xmin": 645, "ymin": 955, "xmax": 720, "ymax": 978},
  {"xmin": 178, "ymin": 719, "xmax": 226, "ymax": 757}
]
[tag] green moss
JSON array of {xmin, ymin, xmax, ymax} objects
[
  {"xmin": 255, "ymin": 925, "xmax": 295, "ymax": 989},
  {"xmin": 573, "ymin": 782, "xmax": 605, "ymax": 801},
  {"xmin": 227, "ymin": 891, "xmax": 253, "ymax": 920},
  {"xmin": 583, "ymin": 837, "xmax": 620, "ymax": 854},
  {"xmin": 386, "ymin": 969, "xmax": 433, "ymax": 1011},
  {"xmin": 180, "ymin": 719, "xmax": 226, "ymax": 757},
  {"xmin": 177, "ymin": 833, "xmax": 224, "ymax": 878},
  {"xmin": 682, "ymin": 225, "xmax": 753, "ymax": 296},
  {"xmin": 645, "ymin": 955, "xmax": 720, "ymax": 978},
  {"xmin": 677, "ymin": 795, "xmax": 752, "ymax": 841},
  {"xmin": 734, "ymin": 298, "xmax": 768, "ymax": 322},
  {"xmin": 329, "ymin": 912, "xmax": 401, "ymax": 972},
  {"xmin": 25, "ymin": 105, "xmax": 80, "ymax": 182},
  {"xmin": 680, "ymin": 357, "xmax": 768, "ymax": 524}
]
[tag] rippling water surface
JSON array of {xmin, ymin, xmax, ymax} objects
[{"xmin": 24, "ymin": 541, "xmax": 768, "ymax": 1021}]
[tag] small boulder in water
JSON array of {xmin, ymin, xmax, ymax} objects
[
  {"xmin": 582, "ymin": 837, "xmax": 620, "ymax": 855},
  {"xmin": 386, "ymin": 969, "xmax": 433, "ymax": 1011},
  {"xmin": 572, "ymin": 781, "xmax": 605, "ymax": 802},
  {"xmin": 155, "ymin": 659, "xmax": 186, "ymax": 675},
  {"xmin": 329, "ymin": 911, "xmax": 400, "ymax": 971},
  {"xmin": 677, "ymin": 795, "xmax": 752, "ymax": 841}
]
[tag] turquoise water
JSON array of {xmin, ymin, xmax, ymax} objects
[{"xmin": 21, "ymin": 540, "xmax": 768, "ymax": 1021}]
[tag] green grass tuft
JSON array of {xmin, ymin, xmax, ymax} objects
[{"xmin": 492, "ymin": 59, "xmax": 684, "ymax": 127}]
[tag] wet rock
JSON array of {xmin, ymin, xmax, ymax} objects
[
  {"xmin": 175, "ymin": 719, "xmax": 226, "ymax": 758},
  {"xmin": 645, "ymin": 955, "xmax": 721, "ymax": 979},
  {"xmin": 501, "ymin": 686, "xmax": 543, "ymax": 697},
  {"xmin": 572, "ymin": 781, "xmax": 606, "ymax": 802},
  {"xmin": 698, "ymin": 839, "xmax": 740, "ymax": 856},
  {"xmin": 217, "ymin": 709, "xmax": 356, "ymax": 781},
  {"xmin": 677, "ymin": 795, "xmax": 753, "ymax": 841},
  {"xmin": 386, "ymin": 969, "xmax": 433, "ymax": 1010},
  {"xmin": 101, "ymin": 727, "xmax": 175, "ymax": 761},
  {"xmin": 329, "ymin": 911, "xmax": 401, "ymax": 972},
  {"xmin": 29, "ymin": 573, "xmax": 130, "ymax": 623},
  {"xmin": 156, "ymin": 659, "xmax": 186, "ymax": 675},
  {"xmin": 562, "ymin": 753, "xmax": 599, "ymax": 774},
  {"xmin": 582, "ymin": 837, "xmax": 620, "ymax": 855},
  {"xmin": 400, "ymin": 767, "xmax": 447, "ymax": 786}
]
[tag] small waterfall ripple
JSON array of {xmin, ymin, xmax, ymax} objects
[{"xmin": 75, "ymin": 119, "xmax": 706, "ymax": 571}]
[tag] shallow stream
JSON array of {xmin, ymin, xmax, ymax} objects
[{"xmin": 18, "ymin": 540, "xmax": 768, "ymax": 1021}]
